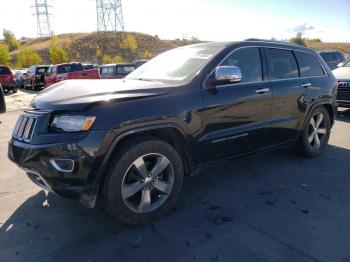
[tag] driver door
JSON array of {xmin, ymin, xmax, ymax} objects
[{"xmin": 199, "ymin": 47, "xmax": 272, "ymax": 163}]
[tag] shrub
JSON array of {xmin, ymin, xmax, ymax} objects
[
  {"xmin": 289, "ymin": 32, "xmax": 306, "ymax": 47},
  {"xmin": 49, "ymin": 36, "xmax": 69, "ymax": 64},
  {"xmin": 16, "ymin": 48, "xmax": 42, "ymax": 68},
  {"xmin": 3, "ymin": 29, "xmax": 21, "ymax": 51},
  {"xmin": 120, "ymin": 35, "xmax": 137, "ymax": 53},
  {"xmin": 102, "ymin": 54, "xmax": 124, "ymax": 64},
  {"xmin": 0, "ymin": 43, "xmax": 10, "ymax": 65}
]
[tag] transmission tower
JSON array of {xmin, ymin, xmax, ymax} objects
[
  {"xmin": 33, "ymin": 0, "xmax": 53, "ymax": 37},
  {"xmin": 96, "ymin": 0, "xmax": 124, "ymax": 32}
]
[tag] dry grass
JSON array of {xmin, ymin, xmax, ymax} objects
[{"xmin": 9, "ymin": 32, "xmax": 200, "ymax": 65}]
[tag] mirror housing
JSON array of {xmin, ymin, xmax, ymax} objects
[
  {"xmin": 215, "ymin": 66, "xmax": 242, "ymax": 85},
  {"xmin": 337, "ymin": 62, "xmax": 344, "ymax": 68}
]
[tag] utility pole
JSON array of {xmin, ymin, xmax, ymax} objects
[{"xmin": 33, "ymin": 0, "xmax": 53, "ymax": 37}]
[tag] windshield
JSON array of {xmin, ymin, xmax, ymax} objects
[{"xmin": 126, "ymin": 45, "xmax": 224, "ymax": 83}]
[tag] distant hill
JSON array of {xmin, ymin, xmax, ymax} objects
[
  {"xmin": 6, "ymin": 32, "xmax": 350, "ymax": 65},
  {"xmin": 8, "ymin": 31, "xmax": 201, "ymax": 65}
]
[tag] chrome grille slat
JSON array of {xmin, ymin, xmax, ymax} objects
[
  {"xmin": 338, "ymin": 81, "xmax": 350, "ymax": 88},
  {"xmin": 13, "ymin": 114, "xmax": 37, "ymax": 142}
]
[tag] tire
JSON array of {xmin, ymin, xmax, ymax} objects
[
  {"xmin": 102, "ymin": 137, "xmax": 184, "ymax": 225},
  {"xmin": 296, "ymin": 106, "xmax": 331, "ymax": 157},
  {"xmin": 12, "ymin": 88, "xmax": 17, "ymax": 93}
]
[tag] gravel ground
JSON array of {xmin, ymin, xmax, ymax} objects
[{"xmin": 0, "ymin": 91, "xmax": 350, "ymax": 262}]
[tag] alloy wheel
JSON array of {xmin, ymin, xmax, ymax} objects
[
  {"xmin": 121, "ymin": 153, "xmax": 174, "ymax": 213},
  {"xmin": 307, "ymin": 112, "xmax": 327, "ymax": 149}
]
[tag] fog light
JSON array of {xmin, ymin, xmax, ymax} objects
[{"xmin": 50, "ymin": 159, "xmax": 75, "ymax": 173}]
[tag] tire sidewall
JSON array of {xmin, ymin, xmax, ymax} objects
[{"xmin": 301, "ymin": 106, "xmax": 331, "ymax": 157}]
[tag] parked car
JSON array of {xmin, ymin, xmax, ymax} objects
[
  {"xmin": 132, "ymin": 60, "xmax": 148, "ymax": 68},
  {"xmin": 332, "ymin": 58, "xmax": 350, "ymax": 108},
  {"xmin": 14, "ymin": 69, "xmax": 27, "ymax": 89},
  {"xmin": 0, "ymin": 84, "xmax": 6, "ymax": 113},
  {"xmin": 319, "ymin": 50, "xmax": 346, "ymax": 70},
  {"xmin": 45, "ymin": 63, "xmax": 100, "ymax": 87},
  {"xmin": 100, "ymin": 63, "xmax": 135, "ymax": 79},
  {"xmin": 25, "ymin": 65, "xmax": 50, "ymax": 91},
  {"xmin": 0, "ymin": 65, "xmax": 17, "ymax": 93},
  {"xmin": 8, "ymin": 40, "xmax": 337, "ymax": 225}
]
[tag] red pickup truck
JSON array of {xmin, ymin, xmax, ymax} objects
[{"xmin": 45, "ymin": 63, "xmax": 100, "ymax": 87}]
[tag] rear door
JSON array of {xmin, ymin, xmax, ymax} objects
[
  {"xmin": 200, "ymin": 46, "xmax": 272, "ymax": 163},
  {"xmin": 265, "ymin": 48, "xmax": 308, "ymax": 144}
]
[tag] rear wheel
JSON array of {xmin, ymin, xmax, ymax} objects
[
  {"xmin": 102, "ymin": 138, "xmax": 184, "ymax": 225},
  {"xmin": 296, "ymin": 106, "xmax": 331, "ymax": 157}
]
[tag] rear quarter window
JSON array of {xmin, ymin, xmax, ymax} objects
[
  {"xmin": 0, "ymin": 67, "xmax": 11, "ymax": 75},
  {"xmin": 295, "ymin": 52, "xmax": 324, "ymax": 77},
  {"xmin": 266, "ymin": 48, "xmax": 299, "ymax": 80}
]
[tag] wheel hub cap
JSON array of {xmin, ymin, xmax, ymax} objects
[{"xmin": 121, "ymin": 153, "xmax": 174, "ymax": 213}]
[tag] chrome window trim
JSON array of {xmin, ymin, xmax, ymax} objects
[{"xmin": 203, "ymin": 45, "xmax": 328, "ymax": 90}]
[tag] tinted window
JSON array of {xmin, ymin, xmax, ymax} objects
[
  {"xmin": 36, "ymin": 67, "xmax": 48, "ymax": 74},
  {"xmin": 58, "ymin": 64, "xmax": 83, "ymax": 74},
  {"xmin": 117, "ymin": 66, "xmax": 135, "ymax": 74},
  {"xmin": 320, "ymin": 52, "xmax": 337, "ymax": 65},
  {"xmin": 266, "ymin": 49, "xmax": 299, "ymax": 80},
  {"xmin": 221, "ymin": 47, "xmax": 262, "ymax": 83},
  {"xmin": 0, "ymin": 67, "xmax": 11, "ymax": 75},
  {"xmin": 101, "ymin": 66, "xmax": 113, "ymax": 74},
  {"xmin": 335, "ymin": 52, "xmax": 344, "ymax": 63},
  {"xmin": 295, "ymin": 52, "xmax": 324, "ymax": 77},
  {"xmin": 46, "ymin": 67, "xmax": 52, "ymax": 76},
  {"xmin": 83, "ymin": 64, "xmax": 94, "ymax": 70}
]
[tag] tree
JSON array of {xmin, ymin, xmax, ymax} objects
[
  {"xmin": 143, "ymin": 50, "xmax": 153, "ymax": 59},
  {"xmin": 3, "ymin": 29, "xmax": 20, "ymax": 51},
  {"xmin": 16, "ymin": 48, "xmax": 41, "ymax": 68},
  {"xmin": 49, "ymin": 36, "xmax": 69, "ymax": 64},
  {"xmin": 0, "ymin": 43, "xmax": 10, "ymax": 65},
  {"xmin": 120, "ymin": 35, "xmax": 137, "ymax": 53},
  {"xmin": 289, "ymin": 32, "xmax": 306, "ymax": 46}
]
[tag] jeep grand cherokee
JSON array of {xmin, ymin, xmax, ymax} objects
[{"xmin": 8, "ymin": 40, "xmax": 337, "ymax": 225}]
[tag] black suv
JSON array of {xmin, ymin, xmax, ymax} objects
[
  {"xmin": 319, "ymin": 50, "xmax": 346, "ymax": 70},
  {"xmin": 9, "ymin": 41, "xmax": 337, "ymax": 224}
]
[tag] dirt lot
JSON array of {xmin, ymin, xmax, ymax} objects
[{"xmin": 1, "ymin": 91, "xmax": 350, "ymax": 262}]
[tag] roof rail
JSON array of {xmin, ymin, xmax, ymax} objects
[{"xmin": 244, "ymin": 38, "xmax": 299, "ymax": 46}]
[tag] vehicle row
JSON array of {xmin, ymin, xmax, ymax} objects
[{"xmin": 7, "ymin": 60, "xmax": 148, "ymax": 92}]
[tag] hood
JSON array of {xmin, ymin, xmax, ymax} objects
[
  {"xmin": 332, "ymin": 67, "xmax": 350, "ymax": 80},
  {"xmin": 31, "ymin": 79, "xmax": 174, "ymax": 111}
]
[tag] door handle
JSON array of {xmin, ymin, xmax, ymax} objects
[
  {"xmin": 255, "ymin": 88, "xmax": 270, "ymax": 94},
  {"xmin": 301, "ymin": 83, "xmax": 312, "ymax": 88}
]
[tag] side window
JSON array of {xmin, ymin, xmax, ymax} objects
[
  {"xmin": 221, "ymin": 47, "xmax": 262, "ymax": 83},
  {"xmin": 266, "ymin": 48, "xmax": 299, "ymax": 80},
  {"xmin": 295, "ymin": 52, "xmax": 324, "ymax": 77}
]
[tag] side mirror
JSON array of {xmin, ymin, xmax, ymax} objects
[
  {"xmin": 215, "ymin": 66, "xmax": 242, "ymax": 85},
  {"xmin": 337, "ymin": 62, "xmax": 344, "ymax": 68}
]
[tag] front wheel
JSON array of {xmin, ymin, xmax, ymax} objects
[
  {"xmin": 102, "ymin": 138, "xmax": 184, "ymax": 225},
  {"xmin": 296, "ymin": 107, "xmax": 331, "ymax": 157}
]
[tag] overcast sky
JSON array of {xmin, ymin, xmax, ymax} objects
[{"xmin": 0, "ymin": 0, "xmax": 349, "ymax": 42}]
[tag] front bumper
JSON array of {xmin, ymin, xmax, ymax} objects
[
  {"xmin": 1, "ymin": 82, "xmax": 16, "ymax": 90},
  {"xmin": 337, "ymin": 89, "xmax": 350, "ymax": 108},
  {"xmin": 8, "ymin": 130, "xmax": 108, "ymax": 206}
]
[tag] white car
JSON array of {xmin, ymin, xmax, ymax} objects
[{"xmin": 333, "ymin": 59, "xmax": 350, "ymax": 108}]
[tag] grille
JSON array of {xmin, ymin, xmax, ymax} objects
[
  {"xmin": 13, "ymin": 114, "xmax": 37, "ymax": 141},
  {"xmin": 338, "ymin": 81, "xmax": 350, "ymax": 88}
]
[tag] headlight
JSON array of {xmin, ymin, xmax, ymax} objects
[{"xmin": 51, "ymin": 115, "xmax": 96, "ymax": 132}]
